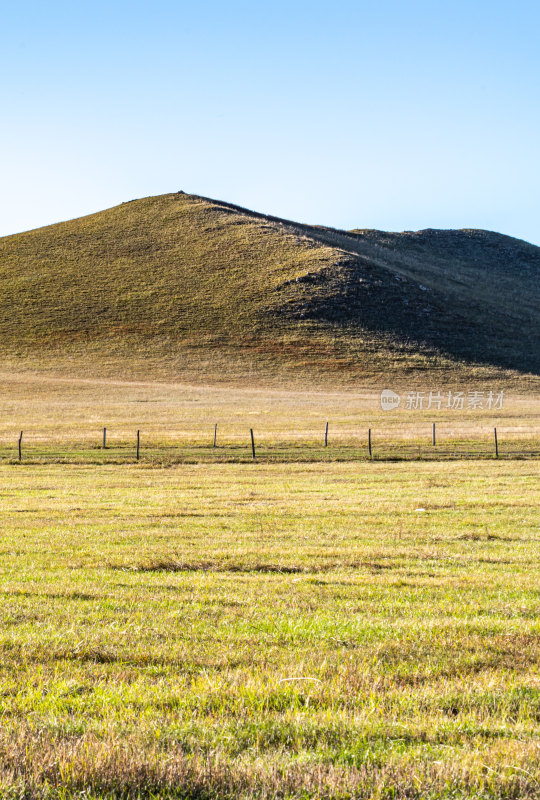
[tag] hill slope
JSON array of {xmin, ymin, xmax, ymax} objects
[{"xmin": 0, "ymin": 191, "xmax": 538, "ymax": 386}]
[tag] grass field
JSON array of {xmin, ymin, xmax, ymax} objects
[
  {"xmin": 1, "ymin": 372, "xmax": 539, "ymax": 464},
  {"xmin": 1, "ymin": 374, "xmax": 539, "ymax": 798}
]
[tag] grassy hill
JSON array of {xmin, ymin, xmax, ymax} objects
[{"xmin": 0, "ymin": 191, "xmax": 538, "ymax": 387}]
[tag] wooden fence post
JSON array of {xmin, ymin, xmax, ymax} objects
[
  {"xmin": 494, "ymin": 427, "xmax": 498, "ymax": 458},
  {"xmin": 432, "ymin": 422, "xmax": 436, "ymax": 446},
  {"xmin": 103, "ymin": 427, "xmax": 107, "ymax": 449},
  {"xmin": 213, "ymin": 424, "xmax": 217, "ymax": 448},
  {"xmin": 18, "ymin": 431, "xmax": 23, "ymax": 462},
  {"xmin": 136, "ymin": 430, "xmax": 140, "ymax": 461},
  {"xmin": 368, "ymin": 428, "xmax": 372, "ymax": 458},
  {"xmin": 250, "ymin": 428, "xmax": 256, "ymax": 460},
  {"xmin": 324, "ymin": 421, "xmax": 328, "ymax": 447}
]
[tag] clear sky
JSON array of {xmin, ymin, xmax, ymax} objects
[{"xmin": 2, "ymin": 0, "xmax": 539, "ymax": 243}]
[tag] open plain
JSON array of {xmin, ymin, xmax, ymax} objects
[{"xmin": 0, "ymin": 374, "xmax": 539, "ymax": 798}]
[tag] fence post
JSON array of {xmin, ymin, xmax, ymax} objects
[
  {"xmin": 432, "ymin": 422, "xmax": 436, "ymax": 446},
  {"xmin": 368, "ymin": 428, "xmax": 372, "ymax": 458},
  {"xmin": 250, "ymin": 428, "xmax": 256, "ymax": 460},
  {"xmin": 18, "ymin": 431, "xmax": 23, "ymax": 462},
  {"xmin": 136, "ymin": 430, "xmax": 140, "ymax": 461},
  {"xmin": 213, "ymin": 424, "xmax": 217, "ymax": 448},
  {"xmin": 324, "ymin": 421, "xmax": 329, "ymax": 447},
  {"xmin": 103, "ymin": 427, "xmax": 107, "ymax": 449},
  {"xmin": 494, "ymin": 427, "xmax": 498, "ymax": 458}
]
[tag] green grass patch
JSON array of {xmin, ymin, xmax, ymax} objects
[{"xmin": 0, "ymin": 460, "xmax": 538, "ymax": 797}]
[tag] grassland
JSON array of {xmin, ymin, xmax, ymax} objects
[
  {"xmin": 1, "ymin": 459, "xmax": 539, "ymax": 799},
  {"xmin": 0, "ymin": 374, "xmax": 539, "ymax": 798},
  {"xmin": 1, "ymin": 191, "xmax": 539, "ymax": 796},
  {"xmin": 1, "ymin": 372, "xmax": 539, "ymax": 464}
]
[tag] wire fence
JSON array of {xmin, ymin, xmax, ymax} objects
[{"xmin": 1, "ymin": 425, "xmax": 539, "ymax": 464}]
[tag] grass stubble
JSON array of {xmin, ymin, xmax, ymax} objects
[{"xmin": 0, "ymin": 448, "xmax": 539, "ymax": 798}]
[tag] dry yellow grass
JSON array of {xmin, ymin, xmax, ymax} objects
[{"xmin": 0, "ymin": 371, "xmax": 538, "ymax": 450}]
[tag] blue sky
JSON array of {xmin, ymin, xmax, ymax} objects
[{"xmin": 2, "ymin": 0, "xmax": 539, "ymax": 243}]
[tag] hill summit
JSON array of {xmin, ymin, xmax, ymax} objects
[{"xmin": 1, "ymin": 192, "xmax": 538, "ymax": 386}]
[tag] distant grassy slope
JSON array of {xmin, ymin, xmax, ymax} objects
[
  {"xmin": 0, "ymin": 191, "xmax": 538, "ymax": 386},
  {"xmin": 309, "ymin": 225, "xmax": 540, "ymax": 375}
]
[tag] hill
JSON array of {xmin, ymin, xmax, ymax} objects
[{"xmin": 0, "ymin": 191, "xmax": 538, "ymax": 387}]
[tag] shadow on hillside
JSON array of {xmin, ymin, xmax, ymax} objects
[{"xmin": 279, "ymin": 257, "xmax": 540, "ymax": 376}]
